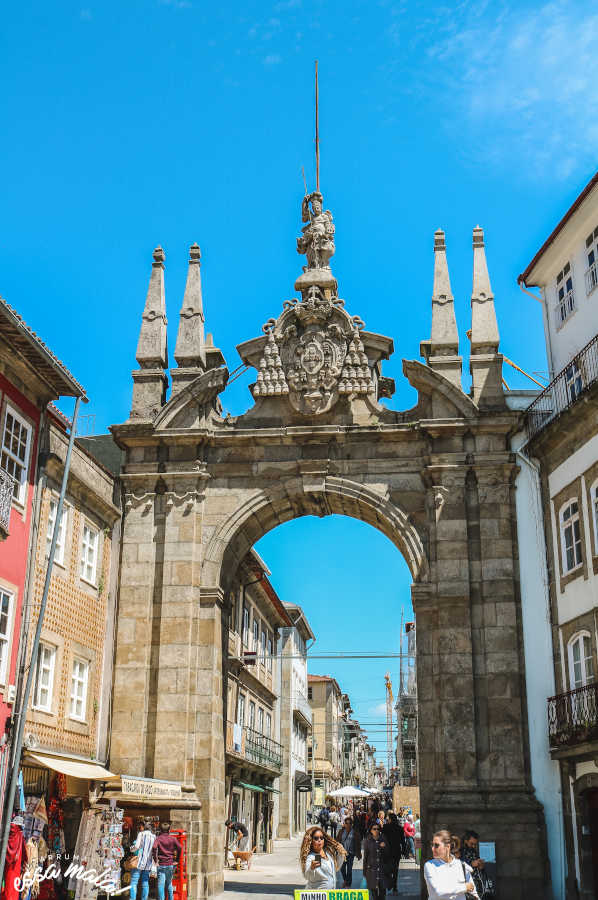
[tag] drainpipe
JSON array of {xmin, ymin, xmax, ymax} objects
[
  {"xmin": 519, "ymin": 280, "xmax": 555, "ymax": 382},
  {"xmin": 0, "ymin": 396, "xmax": 82, "ymax": 883}
]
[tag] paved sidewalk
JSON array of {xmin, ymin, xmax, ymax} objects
[{"xmin": 220, "ymin": 838, "xmax": 421, "ymax": 900}]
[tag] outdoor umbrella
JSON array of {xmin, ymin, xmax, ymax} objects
[{"xmin": 327, "ymin": 786, "xmax": 370, "ymax": 798}]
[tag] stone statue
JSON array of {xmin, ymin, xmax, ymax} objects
[{"xmin": 297, "ymin": 191, "xmax": 335, "ymax": 270}]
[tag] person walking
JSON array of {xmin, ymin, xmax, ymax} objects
[
  {"xmin": 424, "ymin": 830, "xmax": 478, "ymax": 899},
  {"xmin": 403, "ymin": 814, "xmax": 416, "ymax": 860},
  {"xmin": 329, "ymin": 806, "xmax": 339, "ymax": 838},
  {"xmin": 339, "ymin": 815, "xmax": 361, "ymax": 888},
  {"xmin": 382, "ymin": 813, "xmax": 403, "ymax": 894},
  {"xmin": 318, "ymin": 806, "xmax": 330, "ymax": 833},
  {"xmin": 362, "ymin": 822, "xmax": 392, "ymax": 900},
  {"xmin": 129, "ymin": 820, "xmax": 156, "ymax": 900},
  {"xmin": 300, "ymin": 825, "xmax": 346, "ymax": 890},
  {"xmin": 152, "ymin": 822, "xmax": 182, "ymax": 900}
]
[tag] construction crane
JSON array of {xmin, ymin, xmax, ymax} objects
[{"xmin": 385, "ymin": 672, "xmax": 394, "ymax": 780}]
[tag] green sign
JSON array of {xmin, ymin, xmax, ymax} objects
[{"xmin": 294, "ymin": 892, "xmax": 369, "ymax": 900}]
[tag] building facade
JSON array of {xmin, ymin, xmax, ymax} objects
[
  {"xmin": 224, "ymin": 551, "xmax": 289, "ymax": 853},
  {"xmin": 277, "ymin": 603, "xmax": 314, "ymax": 838},
  {"xmin": 0, "ymin": 298, "xmax": 85, "ymax": 814},
  {"xmin": 519, "ymin": 171, "xmax": 598, "ymax": 899},
  {"xmin": 307, "ymin": 674, "xmax": 344, "ymax": 804}
]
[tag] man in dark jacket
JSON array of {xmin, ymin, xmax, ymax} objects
[
  {"xmin": 317, "ymin": 806, "xmax": 330, "ymax": 833},
  {"xmin": 382, "ymin": 813, "xmax": 403, "ymax": 894}
]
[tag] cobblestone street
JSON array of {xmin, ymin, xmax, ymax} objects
[{"xmin": 220, "ymin": 838, "xmax": 420, "ymax": 900}]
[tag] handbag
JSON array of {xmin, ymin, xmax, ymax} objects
[{"xmin": 124, "ymin": 855, "xmax": 139, "ymax": 871}]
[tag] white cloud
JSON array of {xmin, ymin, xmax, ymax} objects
[
  {"xmin": 369, "ymin": 702, "xmax": 387, "ymax": 716},
  {"xmin": 400, "ymin": 0, "xmax": 598, "ymax": 179},
  {"xmin": 263, "ymin": 53, "xmax": 282, "ymax": 66}
]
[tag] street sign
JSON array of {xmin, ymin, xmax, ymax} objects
[{"xmin": 294, "ymin": 893, "xmax": 369, "ymax": 900}]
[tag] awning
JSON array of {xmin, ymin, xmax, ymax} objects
[
  {"xmin": 26, "ymin": 752, "xmax": 114, "ymax": 780},
  {"xmin": 237, "ymin": 782, "xmax": 265, "ymax": 793},
  {"xmin": 294, "ymin": 771, "xmax": 312, "ymax": 792},
  {"xmin": 264, "ymin": 786, "xmax": 281, "ymax": 794}
]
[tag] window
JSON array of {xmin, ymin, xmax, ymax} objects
[
  {"xmin": 249, "ymin": 700, "xmax": 256, "ymax": 731},
  {"xmin": 585, "ymin": 226, "xmax": 598, "ymax": 294},
  {"xmin": 46, "ymin": 500, "xmax": 68, "ymax": 565},
  {"xmin": 555, "ymin": 262, "xmax": 575, "ymax": 326},
  {"xmin": 592, "ymin": 482, "xmax": 598, "ymax": 553},
  {"xmin": 257, "ymin": 707, "xmax": 264, "ymax": 734},
  {"xmin": 569, "ymin": 633, "xmax": 595, "ymax": 689},
  {"xmin": 80, "ymin": 523, "xmax": 99, "ymax": 584},
  {"xmin": 308, "ymin": 686, "xmax": 313, "ymax": 700},
  {"xmin": 564, "ymin": 360, "xmax": 583, "ymax": 404},
  {"xmin": 265, "ymin": 712, "xmax": 272, "ymax": 738},
  {"xmin": 253, "ymin": 617, "xmax": 260, "ymax": 652},
  {"xmin": 560, "ymin": 501, "xmax": 583, "ymax": 573},
  {"xmin": 267, "ymin": 637, "xmax": 273, "ymax": 672},
  {"xmin": 33, "ymin": 643, "xmax": 56, "ymax": 711},
  {"xmin": 237, "ymin": 693, "xmax": 245, "ymax": 726},
  {"xmin": 1, "ymin": 407, "xmax": 32, "ymax": 505},
  {"xmin": 0, "ymin": 590, "xmax": 13, "ymax": 684},
  {"xmin": 260, "ymin": 628, "xmax": 266, "ymax": 665},
  {"xmin": 69, "ymin": 657, "xmax": 89, "ymax": 720},
  {"xmin": 242, "ymin": 604, "xmax": 249, "ymax": 646}
]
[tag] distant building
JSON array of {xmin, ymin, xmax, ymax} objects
[
  {"xmin": 277, "ymin": 602, "xmax": 314, "ymax": 838},
  {"xmin": 225, "ymin": 551, "xmax": 291, "ymax": 853},
  {"xmin": 307, "ymin": 674, "xmax": 344, "ymax": 803},
  {"xmin": 395, "ymin": 622, "xmax": 417, "ymax": 786},
  {"xmin": 0, "ymin": 298, "xmax": 85, "ymax": 814},
  {"xmin": 519, "ymin": 170, "xmax": 598, "ymax": 899}
]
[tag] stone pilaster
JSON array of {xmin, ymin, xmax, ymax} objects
[
  {"xmin": 469, "ymin": 227, "xmax": 505, "ymax": 409},
  {"xmin": 130, "ymin": 247, "xmax": 168, "ymax": 419}
]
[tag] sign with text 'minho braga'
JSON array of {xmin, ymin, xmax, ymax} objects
[{"xmin": 294, "ymin": 892, "xmax": 369, "ymax": 900}]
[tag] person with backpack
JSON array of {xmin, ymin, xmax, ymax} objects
[
  {"xmin": 329, "ymin": 806, "xmax": 340, "ymax": 838},
  {"xmin": 318, "ymin": 806, "xmax": 330, "ymax": 833}
]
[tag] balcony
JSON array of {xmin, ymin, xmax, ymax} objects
[
  {"xmin": 586, "ymin": 260, "xmax": 598, "ymax": 295},
  {"xmin": 225, "ymin": 721, "xmax": 283, "ymax": 773},
  {"xmin": 293, "ymin": 692, "xmax": 312, "ymax": 727},
  {"xmin": 548, "ymin": 683, "xmax": 598, "ymax": 750},
  {"xmin": 0, "ymin": 467, "xmax": 14, "ymax": 537},
  {"xmin": 524, "ymin": 333, "xmax": 598, "ymax": 444}
]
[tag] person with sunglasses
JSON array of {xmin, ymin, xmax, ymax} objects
[
  {"xmin": 300, "ymin": 825, "xmax": 346, "ymax": 890},
  {"xmin": 424, "ymin": 830, "xmax": 478, "ymax": 899},
  {"xmin": 362, "ymin": 822, "xmax": 392, "ymax": 900}
]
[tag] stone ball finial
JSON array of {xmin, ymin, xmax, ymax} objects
[
  {"xmin": 153, "ymin": 246, "xmax": 165, "ymax": 264},
  {"xmin": 189, "ymin": 243, "xmax": 201, "ymax": 262}
]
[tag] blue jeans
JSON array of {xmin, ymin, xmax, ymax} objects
[
  {"xmin": 341, "ymin": 852, "xmax": 354, "ymax": 885},
  {"xmin": 130, "ymin": 869, "xmax": 150, "ymax": 900},
  {"xmin": 406, "ymin": 836, "xmax": 415, "ymax": 857},
  {"xmin": 157, "ymin": 865, "xmax": 175, "ymax": 900}
]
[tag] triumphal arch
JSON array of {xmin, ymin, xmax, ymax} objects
[{"xmin": 110, "ymin": 196, "xmax": 549, "ymax": 897}]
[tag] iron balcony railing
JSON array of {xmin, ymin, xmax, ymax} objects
[
  {"xmin": 548, "ymin": 683, "xmax": 598, "ymax": 749},
  {"xmin": 225, "ymin": 720, "xmax": 282, "ymax": 772},
  {"xmin": 0, "ymin": 467, "xmax": 15, "ymax": 535},
  {"xmin": 525, "ymin": 333, "xmax": 598, "ymax": 444}
]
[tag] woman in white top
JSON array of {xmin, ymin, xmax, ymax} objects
[
  {"xmin": 424, "ymin": 830, "xmax": 478, "ymax": 900},
  {"xmin": 300, "ymin": 825, "xmax": 346, "ymax": 890}
]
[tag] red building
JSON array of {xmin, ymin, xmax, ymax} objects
[{"xmin": 0, "ymin": 297, "xmax": 85, "ymax": 809}]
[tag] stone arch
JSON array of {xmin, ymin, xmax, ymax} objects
[{"xmin": 201, "ymin": 474, "xmax": 429, "ymax": 591}]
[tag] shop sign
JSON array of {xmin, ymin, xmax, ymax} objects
[
  {"xmin": 294, "ymin": 892, "xmax": 369, "ymax": 900},
  {"xmin": 121, "ymin": 776, "xmax": 182, "ymax": 799}
]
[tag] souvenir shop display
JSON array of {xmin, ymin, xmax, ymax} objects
[{"xmin": 70, "ymin": 805, "xmax": 125, "ymax": 900}]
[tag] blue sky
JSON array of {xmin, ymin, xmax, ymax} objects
[{"xmin": 2, "ymin": 0, "xmax": 597, "ymax": 762}]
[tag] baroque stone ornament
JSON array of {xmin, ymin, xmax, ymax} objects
[{"xmin": 297, "ymin": 191, "xmax": 335, "ymax": 270}]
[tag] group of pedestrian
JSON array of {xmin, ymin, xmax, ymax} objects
[
  {"xmin": 128, "ymin": 820, "xmax": 181, "ymax": 900},
  {"xmin": 424, "ymin": 829, "xmax": 495, "ymax": 899}
]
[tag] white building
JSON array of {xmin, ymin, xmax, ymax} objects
[
  {"xmin": 277, "ymin": 603, "xmax": 314, "ymax": 838},
  {"xmin": 518, "ymin": 170, "xmax": 598, "ymax": 899}
]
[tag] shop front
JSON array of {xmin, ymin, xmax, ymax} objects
[
  {"xmin": 293, "ymin": 772, "xmax": 312, "ymax": 835},
  {"xmin": 226, "ymin": 779, "xmax": 279, "ymax": 856}
]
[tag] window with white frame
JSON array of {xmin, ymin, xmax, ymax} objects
[
  {"xmin": 0, "ymin": 590, "xmax": 13, "ymax": 684},
  {"xmin": 1, "ymin": 407, "xmax": 32, "ymax": 505},
  {"xmin": 555, "ymin": 262, "xmax": 575, "ymax": 326},
  {"xmin": 265, "ymin": 712, "xmax": 271, "ymax": 738},
  {"xmin": 260, "ymin": 628, "xmax": 266, "ymax": 665},
  {"xmin": 585, "ymin": 226, "xmax": 598, "ymax": 294},
  {"xmin": 237, "ymin": 693, "xmax": 245, "ymax": 726},
  {"xmin": 257, "ymin": 706, "xmax": 264, "ymax": 734},
  {"xmin": 564, "ymin": 360, "xmax": 583, "ymax": 404},
  {"xmin": 267, "ymin": 636, "xmax": 273, "ymax": 672},
  {"xmin": 560, "ymin": 500, "xmax": 583, "ymax": 573},
  {"xmin": 69, "ymin": 657, "xmax": 89, "ymax": 721},
  {"xmin": 249, "ymin": 700, "xmax": 256, "ymax": 730},
  {"xmin": 33, "ymin": 643, "xmax": 56, "ymax": 711},
  {"xmin": 80, "ymin": 522, "xmax": 99, "ymax": 584},
  {"xmin": 569, "ymin": 633, "xmax": 595, "ymax": 689},
  {"xmin": 46, "ymin": 500, "xmax": 68, "ymax": 565},
  {"xmin": 252, "ymin": 617, "xmax": 260, "ymax": 652},
  {"xmin": 242, "ymin": 604, "xmax": 249, "ymax": 646}
]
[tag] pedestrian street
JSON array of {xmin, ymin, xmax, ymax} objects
[{"xmin": 221, "ymin": 837, "xmax": 420, "ymax": 900}]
